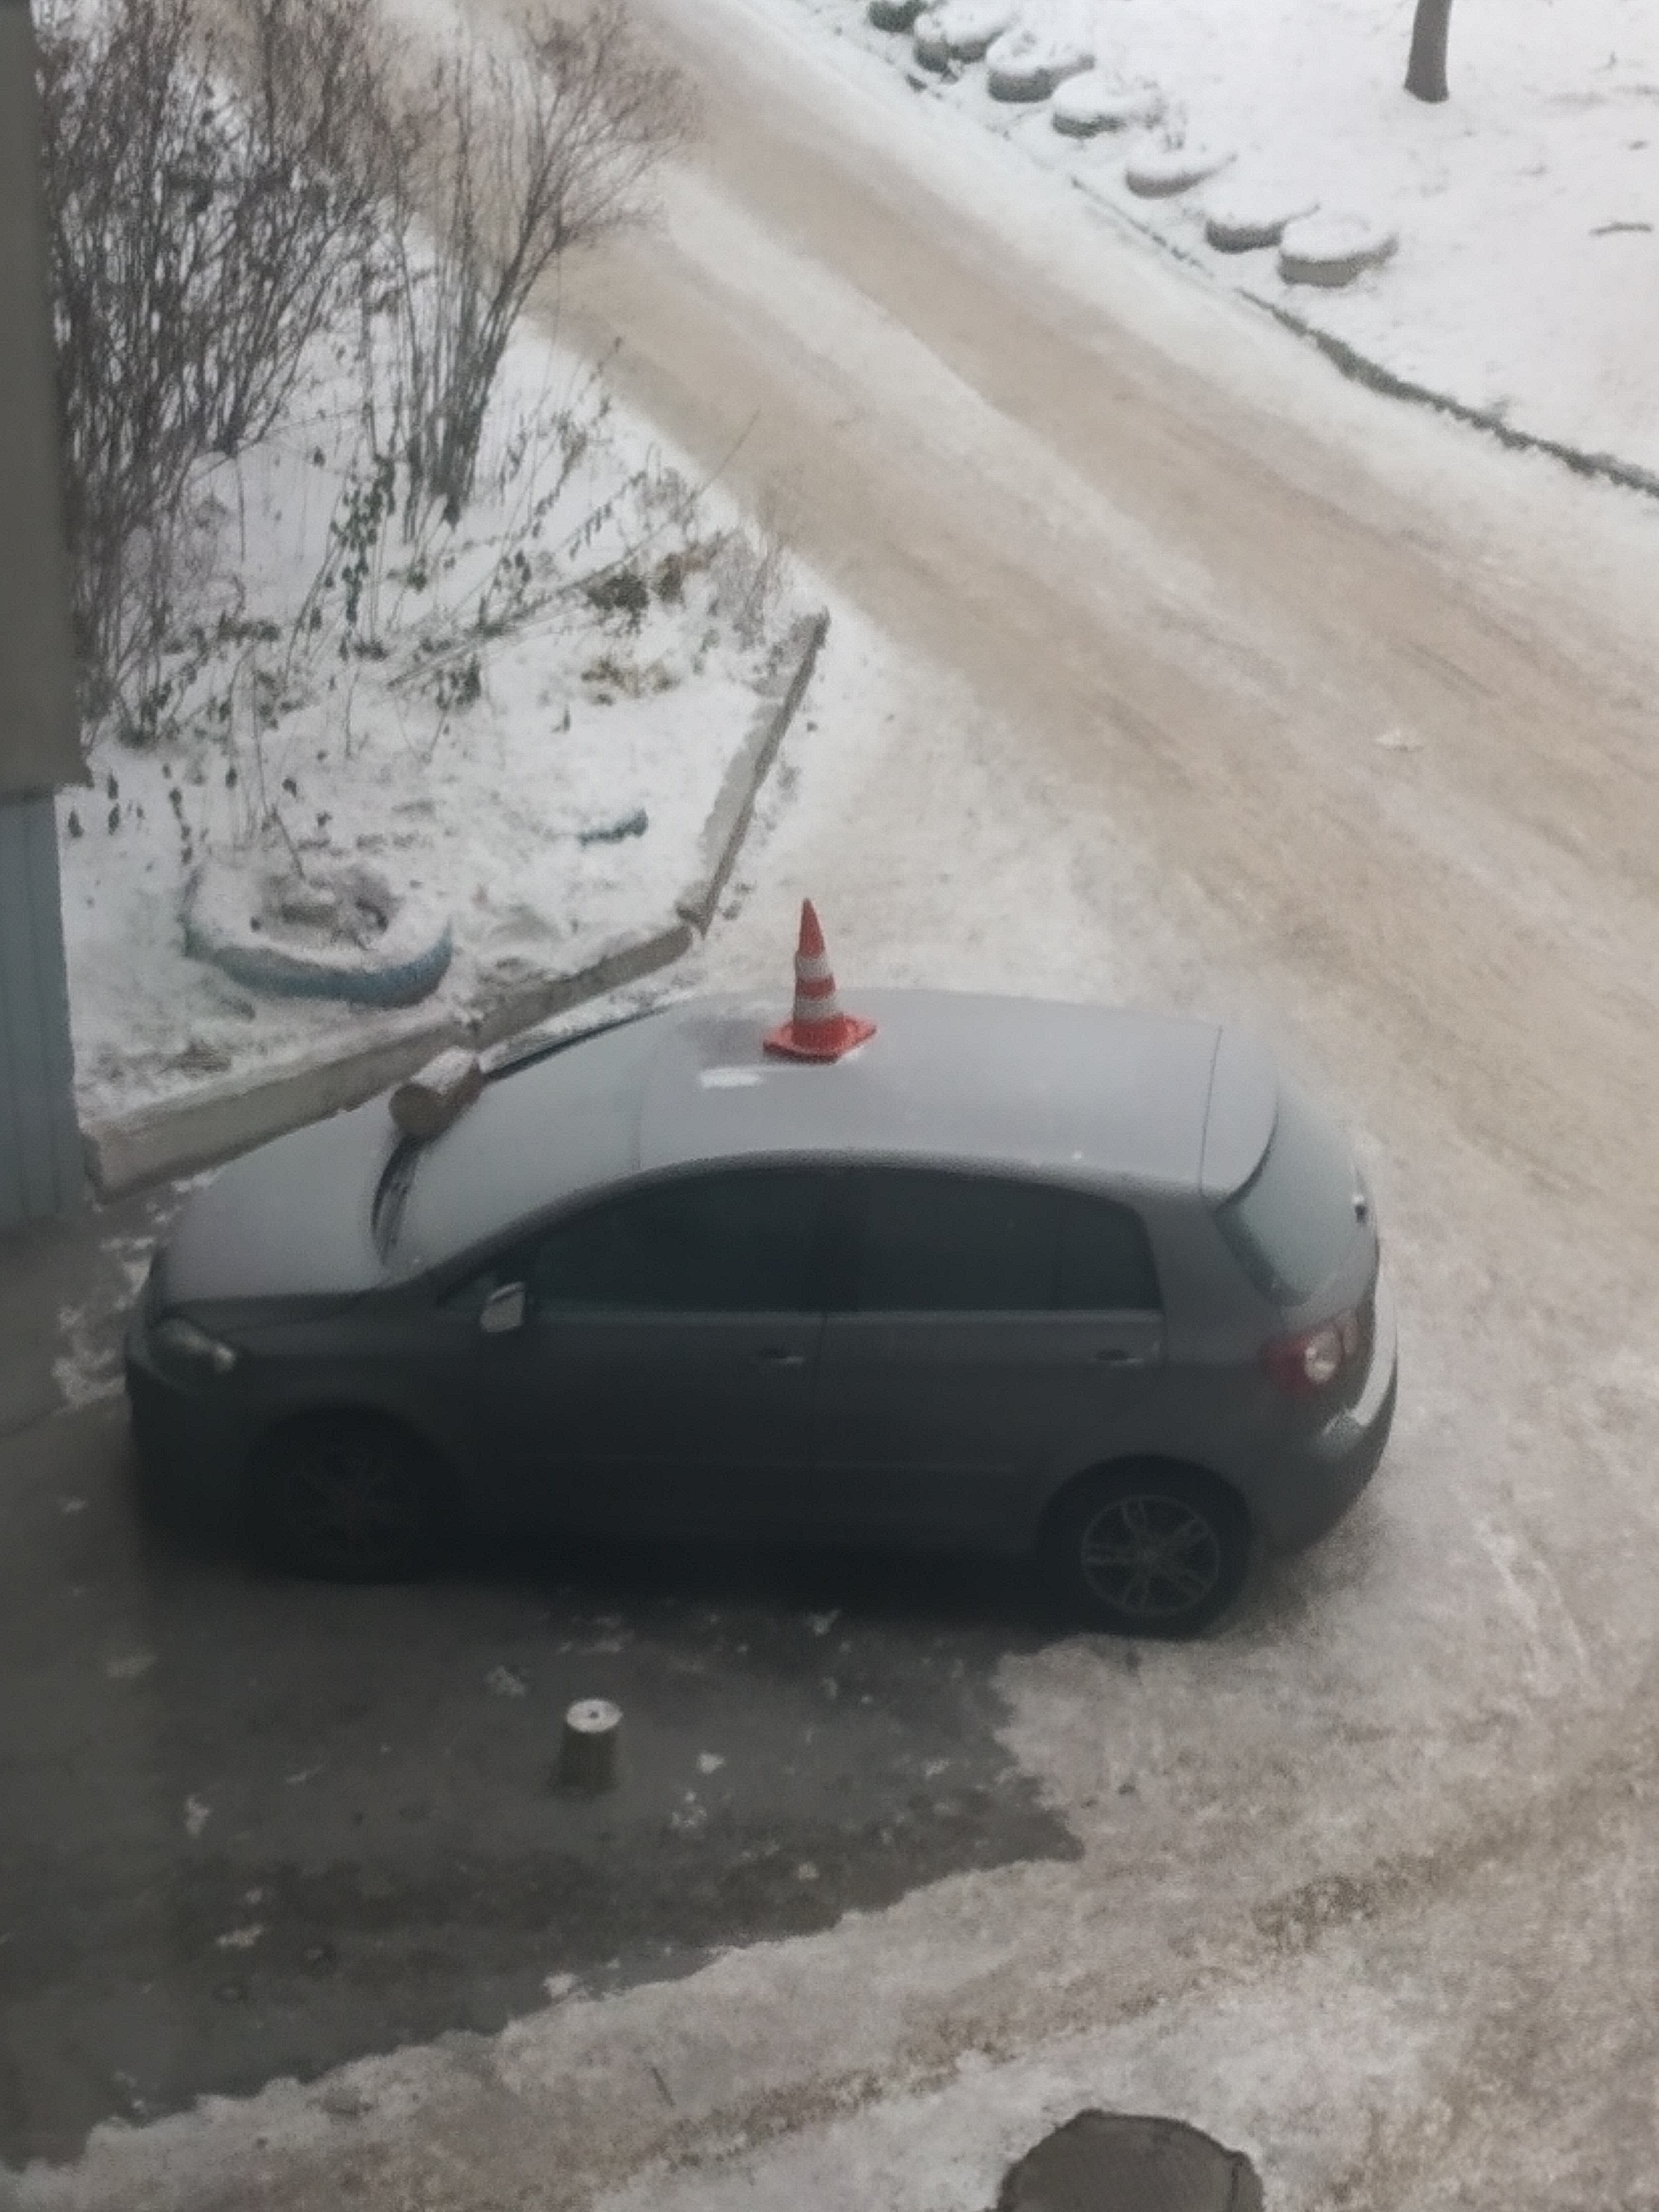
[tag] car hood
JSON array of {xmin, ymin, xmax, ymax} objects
[{"xmin": 156, "ymin": 1095, "xmax": 399, "ymax": 1306}]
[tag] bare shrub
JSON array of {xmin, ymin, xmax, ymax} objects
[
  {"xmin": 37, "ymin": 0, "xmax": 692, "ymax": 727},
  {"xmin": 708, "ymin": 486, "xmax": 794, "ymax": 651},
  {"xmin": 35, "ymin": 0, "xmax": 400, "ymax": 724},
  {"xmin": 177, "ymin": 0, "xmax": 407, "ymax": 456},
  {"xmin": 389, "ymin": 0, "xmax": 694, "ymax": 528}
]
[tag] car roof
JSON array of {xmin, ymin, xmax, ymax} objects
[
  {"xmin": 395, "ymin": 989, "xmax": 1241, "ymax": 1273},
  {"xmin": 640, "ymin": 989, "xmax": 1224, "ymax": 1182}
]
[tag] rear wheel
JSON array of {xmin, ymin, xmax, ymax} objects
[
  {"xmin": 1045, "ymin": 1464, "xmax": 1249, "ymax": 1637},
  {"xmin": 248, "ymin": 1414, "xmax": 450, "ymax": 1582}
]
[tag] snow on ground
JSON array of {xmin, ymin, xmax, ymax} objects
[
  {"xmin": 60, "ymin": 0, "xmax": 1658, "ymax": 1136},
  {"xmin": 59, "ymin": 301, "xmax": 804, "ymax": 1127},
  {"xmin": 587, "ymin": 1945, "xmax": 1437, "ymax": 2212},
  {"xmin": 790, "ymin": 0, "xmax": 1659, "ymax": 474}
]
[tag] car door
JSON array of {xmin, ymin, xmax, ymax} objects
[
  {"xmin": 811, "ymin": 1169, "xmax": 1166, "ymax": 1547},
  {"xmin": 464, "ymin": 1165, "xmax": 834, "ymax": 1536}
]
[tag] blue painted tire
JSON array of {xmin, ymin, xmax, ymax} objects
[
  {"xmin": 182, "ymin": 860, "xmax": 454, "ymax": 1008},
  {"xmin": 191, "ymin": 924, "xmax": 454, "ymax": 1007}
]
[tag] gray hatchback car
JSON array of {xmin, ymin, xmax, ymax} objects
[{"xmin": 126, "ymin": 989, "xmax": 1397, "ymax": 1635}]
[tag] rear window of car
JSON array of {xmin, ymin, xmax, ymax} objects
[{"xmin": 1213, "ymin": 1080, "xmax": 1358, "ymax": 1306}]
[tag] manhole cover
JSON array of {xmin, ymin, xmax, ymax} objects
[{"xmin": 993, "ymin": 2110, "xmax": 1264, "ymax": 2212}]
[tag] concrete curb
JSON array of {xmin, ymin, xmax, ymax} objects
[
  {"xmin": 79, "ymin": 611, "xmax": 828, "ymax": 1198},
  {"xmin": 82, "ymin": 1007, "xmax": 465, "ymax": 1200},
  {"xmin": 1070, "ymin": 171, "xmax": 1659, "ymax": 509},
  {"xmin": 463, "ymin": 919, "xmax": 695, "ymax": 1057},
  {"xmin": 1252, "ymin": 299, "xmax": 1659, "ymax": 501},
  {"xmin": 676, "ymin": 607, "xmax": 830, "ymax": 933}
]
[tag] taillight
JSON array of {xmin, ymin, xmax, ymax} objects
[{"xmin": 1262, "ymin": 1307, "xmax": 1362, "ymax": 1396}]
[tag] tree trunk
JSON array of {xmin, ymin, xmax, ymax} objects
[{"xmin": 1405, "ymin": 0, "xmax": 1452, "ymax": 103}]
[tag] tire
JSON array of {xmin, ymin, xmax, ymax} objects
[
  {"xmin": 1124, "ymin": 147, "xmax": 1235, "ymax": 199},
  {"xmin": 1204, "ymin": 198, "xmax": 1317, "ymax": 254},
  {"xmin": 1044, "ymin": 1464, "xmax": 1249, "ymax": 1638},
  {"xmin": 187, "ymin": 918, "xmax": 454, "ymax": 1008},
  {"xmin": 1277, "ymin": 214, "xmax": 1397, "ymax": 289},
  {"xmin": 247, "ymin": 1414, "xmax": 450, "ymax": 1582},
  {"xmin": 181, "ymin": 857, "xmax": 453, "ymax": 1008}
]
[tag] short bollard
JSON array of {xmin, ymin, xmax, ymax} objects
[{"xmin": 557, "ymin": 1698, "xmax": 622, "ymax": 1792}]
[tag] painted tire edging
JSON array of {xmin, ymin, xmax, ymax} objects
[
  {"xmin": 183, "ymin": 918, "xmax": 455, "ymax": 1008},
  {"xmin": 181, "ymin": 861, "xmax": 455, "ymax": 1009}
]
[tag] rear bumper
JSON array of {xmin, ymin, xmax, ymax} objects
[{"xmin": 1253, "ymin": 1268, "xmax": 1399, "ymax": 1554}]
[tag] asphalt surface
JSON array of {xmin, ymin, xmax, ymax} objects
[{"xmin": 0, "ymin": 1193, "xmax": 1077, "ymax": 2168}]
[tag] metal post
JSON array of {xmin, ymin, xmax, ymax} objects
[{"xmin": 0, "ymin": 0, "xmax": 87, "ymax": 1225}]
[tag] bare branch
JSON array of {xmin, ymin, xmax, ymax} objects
[{"xmin": 393, "ymin": 0, "xmax": 693, "ymax": 523}]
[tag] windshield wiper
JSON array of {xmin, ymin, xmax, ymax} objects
[{"xmin": 370, "ymin": 1136, "xmax": 424, "ymax": 1260}]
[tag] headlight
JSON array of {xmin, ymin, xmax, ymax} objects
[{"xmin": 151, "ymin": 1317, "xmax": 239, "ymax": 1379}]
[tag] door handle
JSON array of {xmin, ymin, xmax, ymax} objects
[
  {"xmin": 1094, "ymin": 1346, "xmax": 1155, "ymax": 1366},
  {"xmin": 753, "ymin": 1347, "xmax": 807, "ymax": 1368}
]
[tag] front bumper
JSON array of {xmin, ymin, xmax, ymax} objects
[{"xmin": 124, "ymin": 1315, "xmax": 254, "ymax": 1527}]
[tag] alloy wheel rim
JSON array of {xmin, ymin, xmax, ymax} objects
[
  {"xmin": 286, "ymin": 1444, "xmax": 422, "ymax": 1571},
  {"xmin": 1078, "ymin": 1494, "xmax": 1222, "ymax": 1619}
]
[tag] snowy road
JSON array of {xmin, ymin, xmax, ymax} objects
[
  {"xmin": 24, "ymin": 0, "xmax": 1659, "ymax": 2206},
  {"xmin": 466, "ymin": 0, "xmax": 1659, "ymax": 2197}
]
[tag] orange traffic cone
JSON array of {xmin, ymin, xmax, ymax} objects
[{"xmin": 764, "ymin": 900, "xmax": 876, "ymax": 1062}]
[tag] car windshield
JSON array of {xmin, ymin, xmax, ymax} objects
[
  {"xmin": 373, "ymin": 1009, "xmax": 662, "ymax": 1261},
  {"xmin": 1213, "ymin": 1078, "xmax": 1358, "ymax": 1306}
]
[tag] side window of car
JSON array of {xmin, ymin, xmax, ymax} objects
[
  {"xmin": 848, "ymin": 1171, "xmax": 1060, "ymax": 1312},
  {"xmin": 1054, "ymin": 1191, "xmax": 1162, "ymax": 1312},
  {"xmin": 526, "ymin": 1170, "xmax": 827, "ymax": 1314}
]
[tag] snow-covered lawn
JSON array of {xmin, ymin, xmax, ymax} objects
[
  {"xmin": 58, "ymin": 0, "xmax": 1658, "ymax": 1146},
  {"xmin": 60, "ymin": 318, "xmax": 807, "ymax": 1129},
  {"xmin": 801, "ymin": 0, "xmax": 1658, "ymax": 474}
]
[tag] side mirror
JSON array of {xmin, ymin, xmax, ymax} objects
[{"xmin": 478, "ymin": 1282, "xmax": 527, "ymax": 1336}]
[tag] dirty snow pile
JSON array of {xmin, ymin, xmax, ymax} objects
[
  {"xmin": 807, "ymin": 0, "xmax": 1659, "ymax": 475},
  {"xmin": 58, "ymin": 322, "xmax": 804, "ymax": 1128}
]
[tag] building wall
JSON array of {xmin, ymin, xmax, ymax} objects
[
  {"xmin": 0, "ymin": 0, "xmax": 85, "ymax": 802},
  {"xmin": 0, "ymin": 795, "xmax": 82, "ymax": 1225},
  {"xmin": 1, "ymin": 1, "xmax": 87, "ymax": 1225}
]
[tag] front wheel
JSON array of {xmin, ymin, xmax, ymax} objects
[
  {"xmin": 1044, "ymin": 1464, "xmax": 1249, "ymax": 1638},
  {"xmin": 247, "ymin": 1414, "xmax": 450, "ymax": 1582}
]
